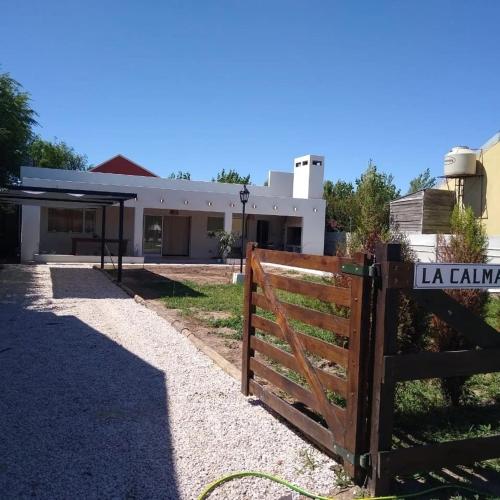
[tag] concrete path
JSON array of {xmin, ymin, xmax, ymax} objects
[{"xmin": 0, "ymin": 265, "xmax": 337, "ymax": 499}]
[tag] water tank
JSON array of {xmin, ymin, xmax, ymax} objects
[{"xmin": 444, "ymin": 146, "xmax": 477, "ymax": 177}]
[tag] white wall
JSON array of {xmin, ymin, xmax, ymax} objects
[
  {"xmin": 20, "ymin": 165, "xmax": 327, "ymax": 258},
  {"xmin": 406, "ymin": 233, "xmax": 500, "ymax": 264},
  {"xmin": 267, "ymin": 171, "xmax": 293, "ymax": 197},
  {"xmin": 21, "ymin": 206, "xmax": 40, "ymax": 262}
]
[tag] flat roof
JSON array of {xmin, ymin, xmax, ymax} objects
[{"xmin": 0, "ymin": 185, "xmax": 137, "ymax": 209}]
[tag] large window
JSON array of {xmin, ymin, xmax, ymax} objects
[
  {"xmin": 48, "ymin": 208, "xmax": 96, "ymax": 233},
  {"xmin": 207, "ymin": 216, "xmax": 224, "ymax": 233}
]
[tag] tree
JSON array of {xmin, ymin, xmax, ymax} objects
[
  {"xmin": 27, "ymin": 136, "xmax": 89, "ymax": 170},
  {"xmin": 168, "ymin": 170, "xmax": 191, "ymax": 180},
  {"xmin": 212, "ymin": 168, "xmax": 250, "ymax": 184},
  {"xmin": 349, "ymin": 163, "xmax": 400, "ymax": 254},
  {"xmin": 0, "ymin": 72, "xmax": 38, "ymax": 186},
  {"xmin": 407, "ymin": 168, "xmax": 436, "ymax": 194},
  {"xmin": 323, "ymin": 180, "xmax": 358, "ymax": 232},
  {"xmin": 432, "ymin": 206, "xmax": 489, "ymax": 405}
]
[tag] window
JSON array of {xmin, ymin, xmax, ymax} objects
[
  {"xmin": 48, "ymin": 208, "xmax": 96, "ymax": 233},
  {"xmin": 207, "ymin": 216, "xmax": 224, "ymax": 233}
]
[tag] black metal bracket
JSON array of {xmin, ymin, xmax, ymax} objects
[
  {"xmin": 341, "ymin": 263, "xmax": 377, "ymax": 278},
  {"xmin": 332, "ymin": 444, "xmax": 371, "ymax": 468}
]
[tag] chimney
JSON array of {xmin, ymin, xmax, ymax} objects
[{"xmin": 292, "ymin": 154, "xmax": 324, "ymax": 199}]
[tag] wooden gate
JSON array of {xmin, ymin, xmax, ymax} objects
[{"xmin": 241, "ymin": 243, "xmax": 373, "ymax": 480}]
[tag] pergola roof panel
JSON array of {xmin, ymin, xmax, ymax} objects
[{"xmin": 0, "ymin": 185, "xmax": 137, "ymax": 208}]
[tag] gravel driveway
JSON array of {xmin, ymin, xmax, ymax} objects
[{"xmin": 0, "ymin": 264, "xmax": 338, "ymax": 499}]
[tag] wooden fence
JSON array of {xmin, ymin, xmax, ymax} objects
[
  {"xmin": 241, "ymin": 242, "xmax": 500, "ymax": 495},
  {"xmin": 368, "ymin": 243, "xmax": 500, "ymax": 495}
]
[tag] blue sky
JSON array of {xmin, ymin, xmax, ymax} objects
[{"xmin": 1, "ymin": 1, "xmax": 499, "ymax": 189}]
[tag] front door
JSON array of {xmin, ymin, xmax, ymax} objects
[
  {"xmin": 143, "ymin": 215, "xmax": 163, "ymax": 254},
  {"xmin": 162, "ymin": 216, "xmax": 190, "ymax": 256},
  {"xmin": 256, "ymin": 220, "xmax": 270, "ymax": 248}
]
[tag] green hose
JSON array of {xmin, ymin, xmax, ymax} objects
[{"xmin": 197, "ymin": 470, "xmax": 496, "ymax": 499}]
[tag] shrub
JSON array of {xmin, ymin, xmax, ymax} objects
[
  {"xmin": 208, "ymin": 230, "xmax": 237, "ymax": 260},
  {"xmin": 432, "ymin": 206, "xmax": 489, "ymax": 405}
]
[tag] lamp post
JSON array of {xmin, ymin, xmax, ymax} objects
[{"xmin": 239, "ymin": 184, "xmax": 250, "ymax": 273}]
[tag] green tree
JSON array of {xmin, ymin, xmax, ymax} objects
[
  {"xmin": 323, "ymin": 180, "xmax": 358, "ymax": 232},
  {"xmin": 407, "ymin": 168, "xmax": 436, "ymax": 194},
  {"xmin": 432, "ymin": 206, "xmax": 489, "ymax": 405},
  {"xmin": 0, "ymin": 72, "xmax": 38, "ymax": 186},
  {"xmin": 349, "ymin": 163, "xmax": 400, "ymax": 254},
  {"xmin": 168, "ymin": 170, "xmax": 191, "ymax": 180},
  {"xmin": 27, "ymin": 136, "xmax": 89, "ymax": 170},
  {"xmin": 212, "ymin": 168, "xmax": 250, "ymax": 184}
]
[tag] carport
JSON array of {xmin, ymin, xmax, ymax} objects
[{"xmin": 0, "ymin": 185, "xmax": 137, "ymax": 282}]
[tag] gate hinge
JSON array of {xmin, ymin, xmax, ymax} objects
[
  {"xmin": 341, "ymin": 263, "xmax": 377, "ymax": 278},
  {"xmin": 332, "ymin": 445, "xmax": 371, "ymax": 468}
]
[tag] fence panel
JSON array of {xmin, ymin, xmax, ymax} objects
[{"xmin": 368, "ymin": 243, "xmax": 500, "ymax": 495}]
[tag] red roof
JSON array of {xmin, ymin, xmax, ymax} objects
[{"xmin": 89, "ymin": 155, "xmax": 157, "ymax": 177}]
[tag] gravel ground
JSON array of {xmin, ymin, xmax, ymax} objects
[{"xmin": 0, "ymin": 264, "xmax": 338, "ymax": 499}]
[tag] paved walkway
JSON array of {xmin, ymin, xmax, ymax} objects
[{"xmin": 0, "ymin": 265, "xmax": 337, "ymax": 499}]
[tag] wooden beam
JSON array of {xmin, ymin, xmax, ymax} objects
[{"xmin": 384, "ymin": 348, "xmax": 500, "ymax": 381}]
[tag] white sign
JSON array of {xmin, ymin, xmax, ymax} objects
[{"xmin": 414, "ymin": 263, "xmax": 500, "ymax": 289}]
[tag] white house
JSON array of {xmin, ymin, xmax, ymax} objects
[{"xmin": 18, "ymin": 154, "xmax": 326, "ymax": 263}]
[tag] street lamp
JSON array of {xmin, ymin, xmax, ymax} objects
[{"xmin": 239, "ymin": 184, "xmax": 250, "ymax": 273}]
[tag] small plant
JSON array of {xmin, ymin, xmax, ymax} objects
[
  {"xmin": 208, "ymin": 230, "xmax": 237, "ymax": 260},
  {"xmin": 332, "ymin": 464, "xmax": 353, "ymax": 489},
  {"xmin": 296, "ymin": 448, "xmax": 319, "ymax": 472}
]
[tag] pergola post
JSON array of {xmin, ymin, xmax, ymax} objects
[
  {"xmin": 117, "ymin": 200, "xmax": 124, "ymax": 283},
  {"xmin": 100, "ymin": 206, "xmax": 106, "ymax": 269}
]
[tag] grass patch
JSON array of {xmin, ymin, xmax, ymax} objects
[
  {"xmin": 394, "ymin": 374, "xmax": 500, "ymax": 472},
  {"xmin": 485, "ymin": 295, "xmax": 500, "ymax": 329},
  {"xmin": 157, "ymin": 280, "xmax": 245, "ymax": 337}
]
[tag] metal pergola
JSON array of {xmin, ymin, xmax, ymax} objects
[{"xmin": 0, "ymin": 185, "xmax": 137, "ymax": 282}]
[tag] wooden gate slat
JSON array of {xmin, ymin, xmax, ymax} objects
[
  {"xmin": 249, "ymin": 379, "xmax": 336, "ymax": 454},
  {"xmin": 252, "ymin": 291, "xmax": 351, "ymax": 337},
  {"xmin": 261, "ymin": 273, "xmax": 351, "ymax": 307},
  {"xmin": 254, "ymin": 247, "xmax": 352, "ymax": 273},
  {"xmin": 250, "ymin": 358, "xmax": 346, "ymax": 421},
  {"xmin": 250, "ymin": 336, "xmax": 348, "ymax": 397},
  {"xmin": 251, "ymin": 314, "xmax": 349, "ymax": 367}
]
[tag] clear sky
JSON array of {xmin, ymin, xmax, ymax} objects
[{"xmin": 1, "ymin": 1, "xmax": 499, "ymax": 189}]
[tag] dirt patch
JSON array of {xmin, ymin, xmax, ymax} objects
[{"xmin": 140, "ymin": 264, "xmax": 235, "ymax": 285}]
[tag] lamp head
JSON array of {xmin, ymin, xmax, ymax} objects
[{"xmin": 239, "ymin": 184, "xmax": 250, "ymax": 204}]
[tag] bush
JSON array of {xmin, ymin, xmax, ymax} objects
[
  {"xmin": 432, "ymin": 206, "xmax": 489, "ymax": 405},
  {"xmin": 208, "ymin": 230, "xmax": 237, "ymax": 260}
]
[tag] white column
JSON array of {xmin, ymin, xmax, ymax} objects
[
  {"xmin": 224, "ymin": 211, "xmax": 233, "ymax": 233},
  {"xmin": 21, "ymin": 205, "xmax": 41, "ymax": 262},
  {"xmin": 133, "ymin": 205, "xmax": 144, "ymax": 256},
  {"xmin": 301, "ymin": 205, "xmax": 325, "ymax": 255}
]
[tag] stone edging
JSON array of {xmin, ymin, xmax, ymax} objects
[{"xmin": 93, "ymin": 266, "xmax": 241, "ymax": 382}]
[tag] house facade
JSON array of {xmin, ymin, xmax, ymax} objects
[{"xmin": 20, "ymin": 154, "xmax": 326, "ymax": 262}]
